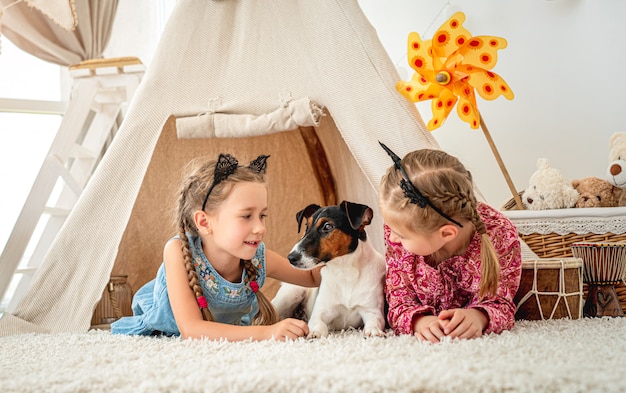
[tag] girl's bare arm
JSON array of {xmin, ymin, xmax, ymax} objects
[{"xmin": 164, "ymin": 240, "xmax": 308, "ymax": 340}]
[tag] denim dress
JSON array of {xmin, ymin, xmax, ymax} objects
[{"xmin": 111, "ymin": 235, "xmax": 266, "ymax": 336}]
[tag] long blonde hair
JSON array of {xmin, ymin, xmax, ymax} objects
[
  {"xmin": 379, "ymin": 148, "xmax": 499, "ymax": 298},
  {"xmin": 174, "ymin": 155, "xmax": 278, "ymax": 325}
]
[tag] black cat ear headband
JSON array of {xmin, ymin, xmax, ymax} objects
[
  {"xmin": 201, "ymin": 153, "xmax": 270, "ymax": 211},
  {"xmin": 379, "ymin": 142, "xmax": 463, "ymax": 228}
]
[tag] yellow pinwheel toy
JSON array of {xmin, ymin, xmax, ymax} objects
[
  {"xmin": 397, "ymin": 12, "xmax": 523, "ymax": 208},
  {"xmin": 397, "ymin": 12, "xmax": 514, "ymax": 130}
]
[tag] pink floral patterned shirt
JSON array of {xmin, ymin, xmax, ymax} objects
[{"xmin": 384, "ymin": 203, "xmax": 522, "ymax": 335}]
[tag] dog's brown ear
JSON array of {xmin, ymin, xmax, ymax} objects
[
  {"xmin": 295, "ymin": 204, "xmax": 321, "ymax": 233},
  {"xmin": 340, "ymin": 201, "xmax": 373, "ymax": 230}
]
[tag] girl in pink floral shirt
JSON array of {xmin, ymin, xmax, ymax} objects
[{"xmin": 378, "ymin": 144, "xmax": 522, "ymax": 343}]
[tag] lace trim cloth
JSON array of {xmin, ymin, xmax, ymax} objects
[{"xmin": 502, "ymin": 207, "xmax": 626, "ymax": 236}]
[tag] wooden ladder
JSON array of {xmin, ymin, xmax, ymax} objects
[{"xmin": 0, "ymin": 57, "xmax": 145, "ymax": 312}]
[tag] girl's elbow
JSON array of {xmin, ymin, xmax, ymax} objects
[
  {"xmin": 178, "ymin": 325, "xmax": 194, "ymax": 339},
  {"xmin": 176, "ymin": 319, "xmax": 202, "ymax": 339}
]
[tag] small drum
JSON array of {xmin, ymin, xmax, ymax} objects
[
  {"xmin": 571, "ymin": 242, "xmax": 626, "ymax": 317},
  {"xmin": 513, "ymin": 258, "xmax": 583, "ymax": 320}
]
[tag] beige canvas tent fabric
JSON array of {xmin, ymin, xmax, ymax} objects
[{"xmin": 0, "ymin": 0, "xmax": 438, "ymax": 335}]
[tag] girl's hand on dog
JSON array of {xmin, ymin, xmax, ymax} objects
[
  {"xmin": 269, "ymin": 318, "xmax": 310, "ymax": 341},
  {"xmin": 438, "ymin": 308, "xmax": 487, "ymax": 340}
]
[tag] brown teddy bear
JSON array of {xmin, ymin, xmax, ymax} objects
[{"xmin": 571, "ymin": 176, "xmax": 624, "ymax": 208}]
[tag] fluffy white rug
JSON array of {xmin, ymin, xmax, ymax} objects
[{"xmin": 1, "ymin": 318, "xmax": 625, "ymax": 393}]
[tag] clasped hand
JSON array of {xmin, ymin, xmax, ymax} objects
[
  {"xmin": 268, "ymin": 318, "xmax": 310, "ymax": 341},
  {"xmin": 413, "ymin": 308, "xmax": 488, "ymax": 343}
]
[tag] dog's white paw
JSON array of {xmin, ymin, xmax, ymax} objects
[
  {"xmin": 363, "ymin": 327, "xmax": 386, "ymax": 337},
  {"xmin": 307, "ymin": 323, "xmax": 329, "ymax": 339}
]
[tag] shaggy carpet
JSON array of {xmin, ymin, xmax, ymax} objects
[{"xmin": 1, "ymin": 318, "xmax": 625, "ymax": 393}]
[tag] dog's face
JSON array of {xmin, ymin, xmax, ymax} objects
[{"xmin": 287, "ymin": 200, "xmax": 373, "ymax": 269}]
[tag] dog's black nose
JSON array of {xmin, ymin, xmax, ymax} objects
[{"xmin": 287, "ymin": 252, "xmax": 301, "ymax": 265}]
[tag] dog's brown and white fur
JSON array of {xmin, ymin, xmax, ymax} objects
[{"xmin": 271, "ymin": 201, "xmax": 386, "ymax": 338}]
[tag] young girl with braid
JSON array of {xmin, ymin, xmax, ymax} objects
[
  {"xmin": 378, "ymin": 143, "xmax": 522, "ymax": 343},
  {"xmin": 112, "ymin": 153, "xmax": 323, "ymax": 341}
]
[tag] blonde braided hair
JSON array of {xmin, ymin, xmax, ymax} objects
[
  {"xmin": 379, "ymin": 149, "xmax": 500, "ymax": 298},
  {"xmin": 174, "ymin": 156, "xmax": 278, "ymax": 324},
  {"xmin": 241, "ymin": 259, "xmax": 278, "ymax": 325}
]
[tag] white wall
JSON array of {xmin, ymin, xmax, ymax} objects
[
  {"xmin": 104, "ymin": 0, "xmax": 176, "ymax": 68},
  {"xmin": 358, "ymin": 0, "xmax": 626, "ymax": 206}
]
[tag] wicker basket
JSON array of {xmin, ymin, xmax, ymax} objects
[
  {"xmin": 91, "ymin": 275, "xmax": 133, "ymax": 328},
  {"xmin": 502, "ymin": 206, "xmax": 626, "ymax": 314}
]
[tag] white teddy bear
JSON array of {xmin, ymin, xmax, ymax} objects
[
  {"xmin": 521, "ymin": 158, "xmax": 580, "ymax": 210},
  {"xmin": 606, "ymin": 132, "xmax": 626, "ymax": 206},
  {"xmin": 607, "ymin": 132, "xmax": 626, "ymax": 188}
]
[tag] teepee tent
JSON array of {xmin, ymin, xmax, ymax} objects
[{"xmin": 0, "ymin": 0, "xmax": 439, "ymax": 335}]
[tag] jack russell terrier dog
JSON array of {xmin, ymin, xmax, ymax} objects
[{"xmin": 271, "ymin": 201, "xmax": 386, "ymax": 338}]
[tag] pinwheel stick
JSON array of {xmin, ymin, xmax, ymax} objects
[{"xmin": 479, "ymin": 116, "xmax": 524, "ymax": 210}]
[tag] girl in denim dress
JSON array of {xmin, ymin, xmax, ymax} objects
[{"xmin": 112, "ymin": 154, "xmax": 323, "ymax": 341}]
